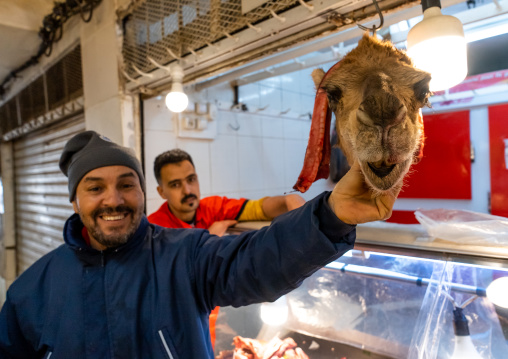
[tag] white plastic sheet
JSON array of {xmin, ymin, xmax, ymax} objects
[{"xmin": 415, "ymin": 209, "xmax": 508, "ymax": 246}]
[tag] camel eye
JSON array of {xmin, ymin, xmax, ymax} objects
[
  {"xmin": 413, "ymin": 77, "xmax": 431, "ymax": 103},
  {"xmin": 325, "ymin": 85, "xmax": 343, "ymax": 110}
]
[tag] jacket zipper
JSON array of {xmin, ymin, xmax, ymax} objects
[
  {"xmin": 45, "ymin": 352, "xmax": 53, "ymax": 359},
  {"xmin": 158, "ymin": 330, "xmax": 175, "ymax": 359}
]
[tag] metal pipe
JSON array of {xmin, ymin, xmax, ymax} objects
[{"xmin": 325, "ymin": 262, "xmax": 487, "ymax": 297}]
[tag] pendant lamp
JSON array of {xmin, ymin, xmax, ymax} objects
[
  {"xmin": 407, "ymin": 0, "xmax": 468, "ymax": 91},
  {"xmin": 165, "ymin": 64, "xmax": 189, "ymax": 113}
]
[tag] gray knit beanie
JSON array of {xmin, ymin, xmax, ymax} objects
[{"xmin": 59, "ymin": 131, "xmax": 145, "ymax": 201}]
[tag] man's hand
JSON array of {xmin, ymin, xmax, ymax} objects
[
  {"xmin": 208, "ymin": 220, "xmax": 238, "ymax": 237},
  {"xmin": 328, "ymin": 160, "xmax": 400, "ymax": 225}
]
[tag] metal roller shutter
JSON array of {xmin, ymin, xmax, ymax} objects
[{"xmin": 13, "ymin": 114, "xmax": 85, "ymax": 273}]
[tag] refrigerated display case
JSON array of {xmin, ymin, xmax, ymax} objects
[{"xmin": 217, "ymin": 222, "xmax": 508, "ymax": 359}]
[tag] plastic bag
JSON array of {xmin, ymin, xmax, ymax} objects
[{"xmin": 414, "ymin": 208, "xmax": 508, "ymax": 245}]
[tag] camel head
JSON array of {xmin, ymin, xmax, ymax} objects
[{"xmin": 294, "ymin": 34, "xmax": 431, "ymax": 194}]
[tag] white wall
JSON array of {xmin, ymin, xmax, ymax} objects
[
  {"xmin": 143, "ymin": 60, "xmax": 508, "ymax": 217},
  {"xmin": 143, "ymin": 65, "xmax": 336, "ymax": 215}
]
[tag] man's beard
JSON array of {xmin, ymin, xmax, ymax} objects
[{"xmin": 80, "ymin": 204, "xmax": 143, "ymax": 248}]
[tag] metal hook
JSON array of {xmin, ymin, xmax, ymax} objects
[
  {"xmin": 297, "ymin": 0, "xmax": 314, "ymax": 11},
  {"xmin": 187, "ymin": 47, "xmax": 199, "ymax": 57},
  {"xmin": 132, "ymin": 64, "xmax": 154, "ymax": 78},
  {"xmin": 223, "ymin": 31, "xmax": 239, "ymax": 42},
  {"xmin": 247, "ymin": 22, "xmax": 262, "ymax": 33},
  {"xmin": 255, "ymin": 105, "xmax": 269, "ymax": 112},
  {"xmin": 147, "ymin": 57, "xmax": 171, "ymax": 73},
  {"xmin": 269, "ymin": 9, "xmax": 286, "ymax": 23},
  {"xmin": 122, "ymin": 69, "xmax": 141, "ymax": 85},
  {"xmin": 228, "ymin": 117, "xmax": 240, "ymax": 131},
  {"xmin": 165, "ymin": 47, "xmax": 182, "ymax": 60},
  {"xmin": 357, "ymin": 0, "xmax": 384, "ymax": 35}
]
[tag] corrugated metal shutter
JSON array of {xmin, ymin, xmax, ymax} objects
[{"xmin": 13, "ymin": 114, "xmax": 85, "ymax": 274}]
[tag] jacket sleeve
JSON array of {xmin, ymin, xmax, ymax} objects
[
  {"xmin": 0, "ymin": 294, "xmax": 38, "ymax": 358},
  {"xmin": 192, "ymin": 191, "xmax": 356, "ymax": 310}
]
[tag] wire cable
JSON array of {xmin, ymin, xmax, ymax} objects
[{"xmin": 0, "ymin": 0, "xmax": 103, "ymax": 98}]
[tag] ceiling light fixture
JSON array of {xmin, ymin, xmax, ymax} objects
[
  {"xmin": 165, "ymin": 64, "xmax": 189, "ymax": 113},
  {"xmin": 406, "ymin": 0, "xmax": 468, "ymax": 91}
]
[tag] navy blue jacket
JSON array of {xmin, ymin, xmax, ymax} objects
[{"xmin": 0, "ymin": 192, "xmax": 355, "ymax": 359}]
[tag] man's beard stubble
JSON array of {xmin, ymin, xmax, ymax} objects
[{"xmin": 80, "ymin": 204, "xmax": 143, "ymax": 248}]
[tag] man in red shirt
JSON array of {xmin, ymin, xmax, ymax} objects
[
  {"xmin": 147, "ymin": 149, "xmax": 306, "ymax": 348},
  {"xmin": 148, "ymin": 149, "xmax": 306, "ymax": 235}
]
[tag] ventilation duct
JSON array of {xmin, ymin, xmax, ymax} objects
[{"xmin": 0, "ymin": 45, "xmax": 84, "ymax": 141}]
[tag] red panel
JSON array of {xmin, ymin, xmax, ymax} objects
[
  {"xmin": 386, "ymin": 210, "xmax": 419, "ymax": 224},
  {"xmin": 488, "ymin": 104, "xmax": 508, "ymax": 218},
  {"xmin": 399, "ymin": 111, "xmax": 471, "ymax": 199}
]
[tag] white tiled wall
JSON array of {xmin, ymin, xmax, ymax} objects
[{"xmin": 143, "ymin": 66, "xmax": 337, "ymax": 215}]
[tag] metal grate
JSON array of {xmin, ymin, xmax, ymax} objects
[
  {"xmin": 18, "ymin": 77, "xmax": 46, "ymax": 124},
  {"xmin": 0, "ymin": 98, "xmax": 18, "ymax": 135},
  {"xmin": 0, "ymin": 45, "xmax": 83, "ymax": 140},
  {"xmin": 121, "ymin": 0, "xmax": 419, "ymax": 91},
  {"xmin": 123, "ymin": 0, "xmax": 304, "ymax": 78},
  {"xmin": 46, "ymin": 46, "xmax": 83, "ymax": 111}
]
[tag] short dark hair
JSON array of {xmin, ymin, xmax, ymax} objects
[{"xmin": 154, "ymin": 149, "xmax": 195, "ymax": 184}]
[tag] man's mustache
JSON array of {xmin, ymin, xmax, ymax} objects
[
  {"xmin": 92, "ymin": 205, "xmax": 133, "ymax": 219},
  {"xmin": 181, "ymin": 194, "xmax": 198, "ymax": 204}
]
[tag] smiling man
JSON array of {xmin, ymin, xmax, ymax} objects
[
  {"xmin": 0, "ymin": 130, "xmax": 400, "ymax": 359},
  {"xmin": 62, "ymin": 131, "xmax": 146, "ymax": 250},
  {"xmin": 73, "ymin": 166, "xmax": 145, "ymax": 250}
]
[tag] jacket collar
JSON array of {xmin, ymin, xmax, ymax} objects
[{"xmin": 63, "ymin": 213, "xmax": 149, "ymax": 262}]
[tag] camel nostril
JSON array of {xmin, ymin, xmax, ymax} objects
[{"xmin": 368, "ymin": 162, "xmax": 396, "ymax": 178}]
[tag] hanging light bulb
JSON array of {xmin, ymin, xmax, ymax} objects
[
  {"xmin": 406, "ymin": 0, "xmax": 468, "ymax": 91},
  {"xmin": 450, "ymin": 307, "xmax": 482, "ymax": 359},
  {"xmin": 165, "ymin": 64, "xmax": 189, "ymax": 113}
]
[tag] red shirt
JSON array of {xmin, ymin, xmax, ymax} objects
[{"xmin": 148, "ymin": 196, "xmax": 248, "ymax": 229}]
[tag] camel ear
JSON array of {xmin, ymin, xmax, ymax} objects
[{"xmin": 311, "ymin": 68, "xmax": 325, "ymax": 88}]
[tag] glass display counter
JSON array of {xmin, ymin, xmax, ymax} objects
[{"xmin": 216, "ymin": 222, "xmax": 508, "ymax": 358}]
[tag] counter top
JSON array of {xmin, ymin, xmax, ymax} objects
[{"xmin": 230, "ymin": 220, "xmax": 508, "ymax": 262}]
